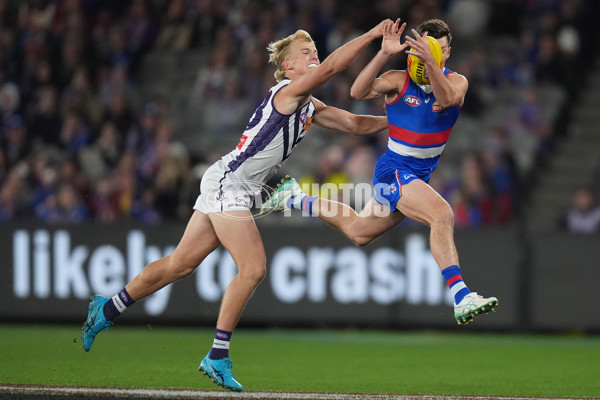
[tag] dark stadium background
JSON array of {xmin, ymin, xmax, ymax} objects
[{"xmin": 0, "ymin": 0, "xmax": 599, "ymax": 333}]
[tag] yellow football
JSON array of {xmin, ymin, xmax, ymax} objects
[{"xmin": 407, "ymin": 36, "xmax": 443, "ymax": 85}]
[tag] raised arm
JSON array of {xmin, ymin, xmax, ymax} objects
[
  {"xmin": 275, "ymin": 19, "xmax": 392, "ymax": 115},
  {"xmin": 404, "ymin": 30, "xmax": 468, "ymax": 108},
  {"xmin": 311, "ymin": 97, "xmax": 387, "ymax": 136},
  {"xmin": 350, "ymin": 18, "xmax": 409, "ymax": 100}
]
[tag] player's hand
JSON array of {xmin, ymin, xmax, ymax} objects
[
  {"xmin": 404, "ymin": 29, "xmax": 435, "ymax": 65},
  {"xmin": 381, "ymin": 18, "xmax": 408, "ymax": 55},
  {"xmin": 369, "ymin": 19, "xmax": 394, "ymax": 39}
]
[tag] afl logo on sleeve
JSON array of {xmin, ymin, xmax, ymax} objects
[{"xmin": 403, "ymin": 95, "xmax": 421, "ymax": 107}]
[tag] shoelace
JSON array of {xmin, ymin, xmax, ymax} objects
[
  {"xmin": 83, "ymin": 308, "xmax": 100, "ymax": 333},
  {"xmin": 219, "ymin": 359, "xmax": 234, "ymax": 377},
  {"xmin": 85, "ymin": 303, "xmax": 112, "ymax": 332},
  {"xmin": 465, "ymin": 292, "xmax": 481, "ymax": 300}
]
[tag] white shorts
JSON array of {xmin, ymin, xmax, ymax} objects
[{"xmin": 193, "ymin": 160, "xmax": 255, "ymax": 214}]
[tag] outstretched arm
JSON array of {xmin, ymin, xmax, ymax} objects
[
  {"xmin": 276, "ymin": 19, "xmax": 392, "ymax": 115},
  {"xmin": 404, "ymin": 30, "xmax": 468, "ymax": 108},
  {"xmin": 311, "ymin": 97, "xmax": 387, "ymax": 135},
  {"xmin": 351, "ymin": 18, "xmax": 409, "ymax": 100}
]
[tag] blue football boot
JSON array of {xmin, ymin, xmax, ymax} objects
[
  {"xmin": 199, "ymin": 353, "xmax": 243, "ymax": 392},
  {"xmin": 81, "ymin": 295, "xmax": 112, "ymax": 351}
]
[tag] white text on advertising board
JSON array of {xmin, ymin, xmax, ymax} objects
[{"xmin": 12, "ymin": 230, "xmax": 452, "ymax": 315}]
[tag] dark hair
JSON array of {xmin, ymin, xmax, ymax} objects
[{"xmin": 416, "ymin": 19, "xmax": 452, "ymax": 45}]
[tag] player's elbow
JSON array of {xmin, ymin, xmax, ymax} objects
[
  {"xmin": 320, "ymin": 60, "xmax": 343, "ymax": 80},
  {"xmin": 438, "ymin": 88, "xmax": 465, "ymax": 108},
  {"xmin": 350, "ymin": 233, "xmax": 375, "ymax": 247},
  {"xmin": 437, "ymin": 95, "xmax": 461, "ymax": 109},
  {"xmin": 345, "ymin": 115, "xmax": 363, "ymax": 134},
  {"xmin": 333, "ymin": 63, "xmax": 348, "ymax": 75},
  {"xmin": 350, "ymin": 85, "xmax": 367, "ymax": 100}
]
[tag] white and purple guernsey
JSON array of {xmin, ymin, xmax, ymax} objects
[
  {"xmin": 220, "ymin": 78, "xmax": 315, "ymax": 184},
  {"xmin": 195, "ymin": 79, "xmax": 316, "ymax": 213}
]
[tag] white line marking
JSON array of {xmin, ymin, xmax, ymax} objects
[{"xmin": 0, "ymin": 385, "xmax": 589, "ymax": 400}]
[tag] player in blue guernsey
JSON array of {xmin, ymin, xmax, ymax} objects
[
  {"xmin": 263, "ymin": 19, "xmax": 498, "ymax": 326},
  {"xmin": 81, "ymin": 20, "xmax": 393, "ymax": 391}
]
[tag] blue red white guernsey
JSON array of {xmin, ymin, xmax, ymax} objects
[
  {"xmin": 386, "ymin": 68, "xmax": 460, "ymax": 169},
  {"xmin": 194, "ymin": 79, "xmax": 316, "ymax": 213},
  {"xmin": 372, "ymin": 68, "xmax": 461, "ymax": 210}
]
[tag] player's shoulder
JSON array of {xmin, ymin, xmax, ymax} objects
[
  {"xmin": 445, "ymin": 69, "xmax": 468, "ymax": 82},
  {"xmin": 310, "ymin": 96, "xmax": 325, "ymax": 109},
  {"xmin": 380, "ymin": 69, "xmax": 408, "ymax": 81},
  {"xmin": 379, "ymin": 70, "xmax": 409, "ymax": 97},
  {"xmin": 272, "ymin": 78, "xmax": 291, "ymax": 90}
]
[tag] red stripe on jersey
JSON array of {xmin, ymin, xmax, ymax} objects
[
  {"xmin": 386, "ymin": 73, "xmax": 411, "ymax": 105},
  {"xmin": 389, "ymin": 125, "xmax": 451, "ymax": 146}
]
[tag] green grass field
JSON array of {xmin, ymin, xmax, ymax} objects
[{"xmin": 1, "ymin": 324, "xmax": 599, "ymax": 398}]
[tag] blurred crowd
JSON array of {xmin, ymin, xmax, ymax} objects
[
  {"xmin": 0, "ymin": 0, "xmax": 197, "ymax": 224},
  {"xmin": 561, "ymin": 186, "xmax": 600, "ymax": 234},
  {"xmin": 0, "ymin": 0, "xmax": 597, "ymax": 231}
]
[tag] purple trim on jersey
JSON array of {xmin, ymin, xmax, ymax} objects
[
  {"xmin": 227, "ymin": 113, "xmax": 287, "ymax": 173},
  {"xmin": 295, "ymin": 132, "xmax": 306, "ymax": 147},
  {"xmin": 292, "ymin": 110, "xmax": 300, "ymax": 144},
  {"xmin": 287, "ymin": 109, "xmax": 301, "ymax": 160},
  {"xmin": 245, "ymin": 94, "xmax": 270, "ymax": 131},
  {"xmin": 283, "ymin": 106, "xmax": 305, "ymax": 161},
  {"xmin": 227, "ymin": 85, "xmax": 302, "ymax": 172},
  {"xmin": 226, "ymin": 79, "xmax": 313, "ymax": 174},
  {"xmin": 282, "ymin": 119, "xmax": 290, "ymax": 161}
]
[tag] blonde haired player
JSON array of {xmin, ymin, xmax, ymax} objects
[
  {"xmin": 81, "ymin": 20, "xmax": 393, "ymax": 392},
  {"xmin": 262, "ymin": 19, "xmax": 498, "ymax": 325}
]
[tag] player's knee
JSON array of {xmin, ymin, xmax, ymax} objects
[
  {"xmin": 350, "ymin": 234, "xmax": 374, "ymax": 247},
  {"xmin": 168, "ymin": 253, "xmax": 201, "ymax": 280},
  {"xmin": 172, "ymin": 264, "xmax": 197, "ymax": 280},
  {"xmin": 433, "ymin": 206, "xmax": 454, "ymax": 229},
  {"xmin": 241, "ymin": 263, "xmax": 266, "ymax": 286}
]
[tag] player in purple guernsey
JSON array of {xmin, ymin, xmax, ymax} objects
[
  {"xmin": 262, "ymin": 19, "xmax": 498, "ymax": 326},
  {"xmin": 81, "ymin": 20, "xmax": 392, "ymax": 391}
]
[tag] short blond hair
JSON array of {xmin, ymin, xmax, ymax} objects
[{"xmin": 267, "ymin": 30, "xmax": 314, "ymax": 82}]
